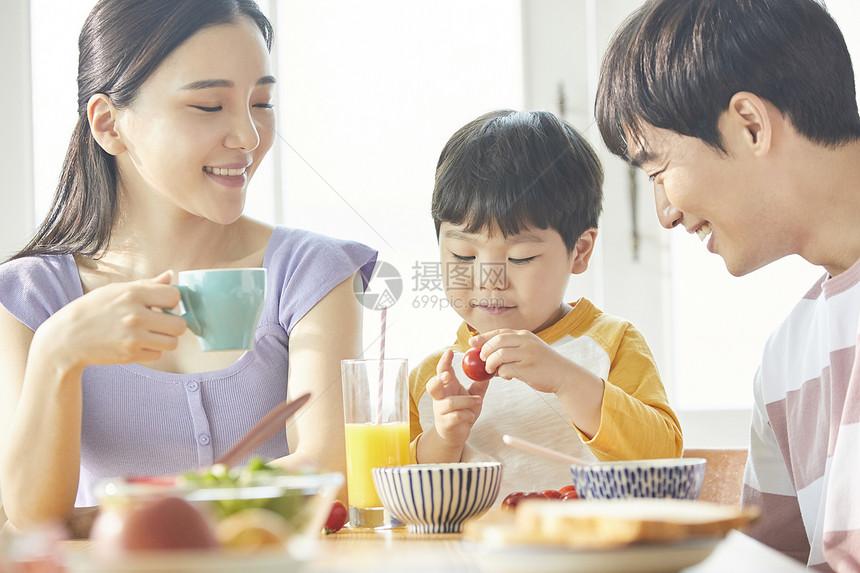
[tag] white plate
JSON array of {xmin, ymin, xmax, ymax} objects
[
  {"xmin": 464, "ymin": 537, "xmax": 721, "ymax": 573},
  {"xmin": 66, "ymin": 549, "xmax": 304, "ymax": 573}
]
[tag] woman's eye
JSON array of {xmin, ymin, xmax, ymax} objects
[
  {"xmin": 253, "ymin": 103, "xmax": 274, "ymax": 109},
  {"xmin": 191, "ymin": 105, "xmax": 222, "ymax": 112},
  {"xmin": 508, "ymin": 257, "xmax": 535, "ymax": 265}
]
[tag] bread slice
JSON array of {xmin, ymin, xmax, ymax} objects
[{"xmin": 464, "ymin": 499, "xmax": 759, "ymax": 550}]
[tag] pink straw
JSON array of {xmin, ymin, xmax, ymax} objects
[{"xmin": 377, "ymin": 306, "xmax": 387, "ymax": 424}]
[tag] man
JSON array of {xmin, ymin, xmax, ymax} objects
[{"xmin": 594, "ymin": 0, "xmax": 860, "ymax": 570}]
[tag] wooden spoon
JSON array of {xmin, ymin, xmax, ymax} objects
[{"xmin": 213, "ymin": 392, "xmax": 311, "ymax": 468}]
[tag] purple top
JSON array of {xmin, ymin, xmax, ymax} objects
[{"xmin": 0, "ymin": 226, "xmax": 376, "ymax": 506}]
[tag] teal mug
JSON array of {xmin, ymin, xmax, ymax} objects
[{"xmin": 170, "ymin": 268, "xmax": 267, "ymax": 352}]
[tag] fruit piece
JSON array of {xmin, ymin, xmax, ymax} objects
[
  {"xmin": 501, "ymin": 492, "xmax": 525, "ymax": 512},
  {"xmin": 541, "ymin": 489, "xmax": 563, "ymax": 500},
  {"xmin": 462, "ymin": 347, "xmax": 493, "ymax": 382},
  {"xmin": 123, "ymin": 496, "xmax": 218, "ymax": 551},
  {"xmin": 561, "ymin": 491, "xmax": 580, "ymax": 501},
  {"xmin": 519, "ymin": 492, "xmax": 550, "ymax": 503},
  {"xmin": 324, "ymin": 500, "xmax": 348, "ymax": 534},
  {"xmin": 124, "ymin": 475, "xmax": 178, "ymax": 486},
  {"xmin": 558, "ymin": 485, "xmax": 578, "ymax": 496},
  {"xmin": 92, "ymin": 496, "xmax": 218, "ymax": 558},
  {"xmin": 215, "ymin": 508, "xmax": 292, "ymax": 550}
]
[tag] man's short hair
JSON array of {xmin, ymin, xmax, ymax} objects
[{"xmin": 596, "ymin": 0, "xmax": 860, "ymax": 161}]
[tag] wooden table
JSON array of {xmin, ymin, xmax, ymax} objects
[
  {"xmin": 309, "ymin": 529, "xmax": 469, "ymax": 572},
  {"xmin": 305, "ymin": 528, "xmax": 807, "ymax": 573},
  {"xmin": 60, "ymin": 526, "xmax": 807, "ymax": 572}
]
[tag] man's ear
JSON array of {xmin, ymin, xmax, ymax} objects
[
  {"xmin": 87, "ymin": 93, "xmax": 126, "ymax": 156},
  {"xmin": 725, "ymin": 91, "xmax": 773, "ymax": 156},
  {"xmin": 570, "ymin": 228, "xmax": 598, "ymax": 275}
]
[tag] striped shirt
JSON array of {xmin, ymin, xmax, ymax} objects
[{"xmin": 742, "ymin": 258, "xmax": 860, "ymax": 571}]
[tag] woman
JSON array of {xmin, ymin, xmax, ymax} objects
[{"xmin": 0, "ymin": 0, "xmax": 375, "ymax": 530}]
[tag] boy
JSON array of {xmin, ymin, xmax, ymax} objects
[
  {"xmin": 594, "ymin": 0, "xmax": 860, "ymax": 570},
  {"xmin": 409, "ymin": 109, "xmax": 683, "ymax": 496}
]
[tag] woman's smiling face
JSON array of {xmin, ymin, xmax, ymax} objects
[{"xmin": 111, "ymin": 16, "xmax": 276, "ymax": 225}]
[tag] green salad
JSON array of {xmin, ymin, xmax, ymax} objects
[{"xmin": 179, "ymin": 457, "xmax": 309, "ymax": 527}]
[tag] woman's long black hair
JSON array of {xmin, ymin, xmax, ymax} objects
[{"xmin": 10, "ymin": 0, "xmax": 273, "ymax": 261}]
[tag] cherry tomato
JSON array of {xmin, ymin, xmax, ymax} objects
[
  {"xmin": 561, "ymin": 491, "xmax": 580, "ymax": 501},
  {"xmin": 541, "ymin": 489, "xmax": 563, "ymax": 499},
  {"xmin": 126, "ymin": 475, "xmax": 178, "ymax": 486},
  {"xmin": 501, "ymin": 492, "xmax": 525, "ymax": 511},
  {"xmin": 462, "ymin": 347, "xmax": 493, "ymax": 382},
  {"xmin": 323, "ymin": 500, "xmax": 348, "ymax": 534},
  {"xmin": 558, "ymin": 485, "xmax": 578, "ymax": 496},
  {"xmin": 519, "ymin": 492, "xmax": 550, "ymax": 503}
]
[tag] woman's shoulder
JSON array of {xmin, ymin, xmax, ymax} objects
[
  {"xmin": 266, "ymin": 225, "xmax": 375, "ymax": 254},
  {"xmin": 261, "ymin": 226, "xmax": 377, "ymax": 332},
  {"xmin": 0, "ymin": 254, "xmax": 81, "ymax": 328},
  {"xmin": 0, "ymin": 253, "xmax": 79, "ymax": 287},
  {"xmin": 264, "ymin": 225, "xmax": 377, "ymax": 278}
]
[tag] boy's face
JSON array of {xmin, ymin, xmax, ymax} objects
[
  {"xmin": 438, "ymin": 222, "xmax": 581, "ymax": 334},
  {"xmin": 629, "ymin": 117, "xmax": 793, "ymax": 277}
]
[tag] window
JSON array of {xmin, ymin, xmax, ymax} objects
[{"xmin": 18, "ymin": 0, "xmax": 860, "ymax": 448}]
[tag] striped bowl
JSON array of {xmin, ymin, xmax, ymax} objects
[
  {"xmin": 570, "ymin": 458, "xmax": 706, "ymax": 500},
  {"xmin": 371, "ymin": 462, "xmax": 502, "ymax": 533}
]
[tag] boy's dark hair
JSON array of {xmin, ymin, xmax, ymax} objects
[
  {"xmin": 595, "ymin": 0, "xmax": 860, "ymax": 161},
  {"xmin": 432, "ymin": 110, "xmax": 603, "ymax": 252}
]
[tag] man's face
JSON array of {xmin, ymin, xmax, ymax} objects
[{"xmin": 628, "ymin": 118, "xmax": 793, "ymax": 277}]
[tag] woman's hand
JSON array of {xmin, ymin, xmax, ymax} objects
[{"xmin": 35, "ymin": 271, "xmax": 187, "ymax": 370}]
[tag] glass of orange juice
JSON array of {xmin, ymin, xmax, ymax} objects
[{"xmin": 341, "ymin": 358, "xmax": 409, "ymax": 528}]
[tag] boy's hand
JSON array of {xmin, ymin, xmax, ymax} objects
[
  {"xmin": 470, "ymin": 330, "xmax": 606, "ymax": 440},
  {"xmin": 427, "ymin": 349, "xmax": 488, "ymax": 450},
  {"xmin": 470, "ymin": 329, "xmax": 577, "ymax": 394}
]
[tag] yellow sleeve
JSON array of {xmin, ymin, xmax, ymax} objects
[
  {"xmin": 582, "ymin": 323, "xmax": 683, "ymax": 461},
  {"xmin": 407, "ymin": 349, "xmax": 446, "ymax": 463}
]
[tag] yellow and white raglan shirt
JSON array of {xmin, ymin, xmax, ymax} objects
[{"xmin": 409, "ymin": 298, "xmax": 683, "ymax": 498}]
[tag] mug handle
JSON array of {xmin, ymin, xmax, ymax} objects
[{"xmin": 163, "ymin": 285, "xmax": 202, "ymax": 336}]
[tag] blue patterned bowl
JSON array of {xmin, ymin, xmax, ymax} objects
[
  {"xmin": 570, "ymin": 458, "xmax": 706, "ymax": 500},
  {"xmin": 372, "ymin": 462, "xmax": 502, "ymax": 533}
]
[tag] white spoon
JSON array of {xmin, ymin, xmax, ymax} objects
[{"xmin": 502, "ymin": 434, "xmax": 591, "ymax": 466}]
